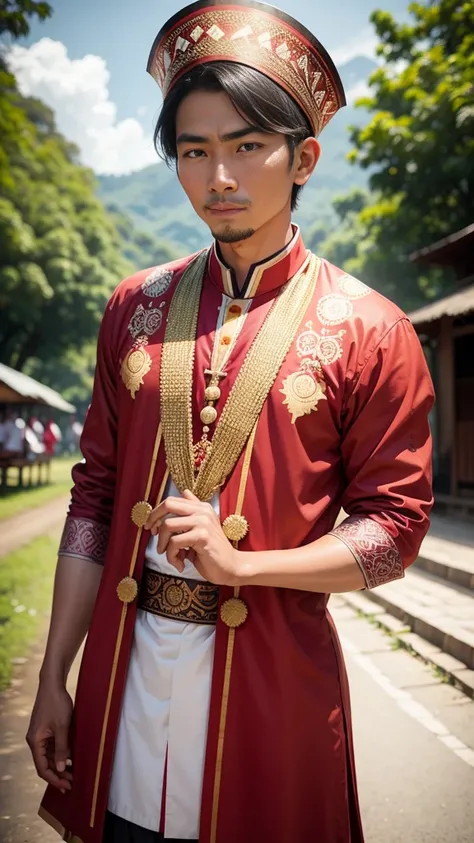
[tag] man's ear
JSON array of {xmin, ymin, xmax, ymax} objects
[{"xmin": 293, "ymin": 137, "xmax": 320, "ymax": 187}]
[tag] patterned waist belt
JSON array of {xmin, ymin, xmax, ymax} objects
[{"xmin": 138, "ymin": 568, "xmax": 219, "ymax": 625}]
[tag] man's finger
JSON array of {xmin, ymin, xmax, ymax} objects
[
  {"xmin": 145, "ymin": 497, "xmax": 197, "ymax": 530},
  {"xmin": 182, "ymin": 489, "xmax": 200, "ymax": 503},
  {"xmin": 31, "ymin": 740, "xmax": 72, "ymax": 791},
  {"xmin": 166, "ymin": 530, "xmax": 199, "ymax": 571},
  {"xmin": 54, "ymin": 725, "xmax": 70, "ymax": 775},
  {"xmin": 155, "ymin": 515, "xmax": 196, "ymax": 550}
]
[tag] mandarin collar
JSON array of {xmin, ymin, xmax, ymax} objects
[{"xmin": 208, "ymin": 226, "xmax": 308, "ymax": 299}]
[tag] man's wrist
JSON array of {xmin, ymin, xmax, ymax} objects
[
  {"xmin": 39, "ymin": 660, "xmax": 68, "ymax": 688},
  {"xmin": 230, "ymin": 549, "xmax": 257, "ymax": 586}
]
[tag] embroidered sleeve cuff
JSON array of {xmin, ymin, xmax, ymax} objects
[
  {"xmin": 59, "ymin": 517, "xmax": 110, "ymax": 566},
  {"xmin": 329, "ymin": 516, "xmax": 404, "ymax": 589}
]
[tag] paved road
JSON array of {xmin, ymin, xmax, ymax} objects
[
  {"xmin": 335, "ymin": 600, "xmax": 474, "ymax": 842},
  {"xmin": 0, "ymin": 597, "xmax": 473, "ymax": 842}
]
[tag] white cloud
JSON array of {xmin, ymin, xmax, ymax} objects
[
  {"xmin": 7, "ymin": 38, "xmax": 157, "ymax": 175},
  {"xmin": 332, "ymin": 29, "xmax": 379, "ymax": 65}
]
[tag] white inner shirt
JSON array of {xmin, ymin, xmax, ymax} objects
[{"xmin": 108, "ymin": 480, "xmax": 219, "ymax": 839}]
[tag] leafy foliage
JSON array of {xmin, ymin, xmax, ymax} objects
[
  {"xmin": 329, "ymin": 0, "xmax": 474, "ymax": 309},
  {"xmin": 0, "ymin": 0, "xmax": 52, "ymax": 39},
  {"xmin": 0, "ymin": 70, "xmax": 131, "ymax": 373}
]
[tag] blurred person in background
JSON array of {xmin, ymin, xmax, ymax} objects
[
  {"xmin": 63, "ymin": 414, "xmax": 83, "ymax": 455},
  {"xmin": 44, "ymin": 418, "xmax": 62, "ymax": 456},
  {"xmin": 25, "ymin": 416, "xmax": 46, "ymax": 460},
  {"xmin": 0, "ymin": 408, "xmax": 25, "ymax": 458}
]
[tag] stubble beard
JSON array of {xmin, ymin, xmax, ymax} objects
[{"xmin": 212, "ymin": 225, "xmax": 256, "ymax": 244}]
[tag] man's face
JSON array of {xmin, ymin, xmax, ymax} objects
[{"xmin": 175, "ymin": 90, "xmax": 298, "ymax": 243}]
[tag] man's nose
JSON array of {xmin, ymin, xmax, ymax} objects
[{"xmin": 208, "ymin": 159, "xmax": 238, "ymax": 193}]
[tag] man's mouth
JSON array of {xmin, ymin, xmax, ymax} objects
[{"xmin": 206, "ymin": 202, "xmax": 248, "ymax": 216}]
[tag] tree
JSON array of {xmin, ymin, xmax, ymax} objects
[
  {"xmin": 329, "ymin": 0, "xmax": 474, "ymax": 309},
  {"xmin": 0, "ymin": 69, "xmax": 131, "ymax": 371},
  {"xmin": 0, "ymin": 0, "xmax": 52, "ymax": 39}
]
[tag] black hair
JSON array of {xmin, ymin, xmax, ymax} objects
[{"xmin": 154, "ymin": 62, "xmax": 313, "ymax": 211}]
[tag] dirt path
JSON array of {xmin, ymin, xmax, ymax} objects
[
  {"xmin": 0, "ymin": 523, "xmax": 82, "ymax": 843},
  {"xmin": 0, "ymin": 497, "xmax": 69, "ymax": 558}
]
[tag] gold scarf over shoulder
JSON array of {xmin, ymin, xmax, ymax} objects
[{"xmin": 160, "ymin": 249, "xmax": 320, "ymax": 501}]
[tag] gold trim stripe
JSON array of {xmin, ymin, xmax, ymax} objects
[
  {"xmin": 210, "ymin": 622, "xmax": 236, "ymax": 843},
  {"xmin": 209, "ymin": 422, "xmax": 258, "ymax": 843},
  {"xmin": 90, "ymin": 423, "xmax": 164, "ymax": 828},
  {"xmin": 235, "ymin": 421, "xmax": 258, "ymax": 519}
]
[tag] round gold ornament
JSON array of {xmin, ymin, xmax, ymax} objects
[
  {"xmin": 220, "ymin": 597, "xmax": 248, "ymax": 628},
  {"xmin": 131, "ymin": 500, "xmax": 153, "ymax": 527},
  {"xmin": 116, "ymin": 576, "xmax": 138, "ymax": 604},
  {"xmin": 200, "ymin": 405, "xmax": 218, "ymax": 425},
  {"xmin": 205, "ymin": 385, "xmax": 221, "ymax": 402},
  {"xmin": 222, "ymin": 514, "xmax": 249, "ymax": 542},
  {"xmin": 164, "ymin": 583, "xmax": 186, "ymax": 608}
]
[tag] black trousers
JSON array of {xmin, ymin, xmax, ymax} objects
[{"xmin": 103, "ymin": 811, "xmax": 198, "ymax": 843}]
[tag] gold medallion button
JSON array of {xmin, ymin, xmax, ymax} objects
[
  {"xmin": 220, "ymin": 597, "xmax": 248, "ymax": 628},
  {"xmin": 117, "ymin": 576, "xmax": 138, "ymax": 604},
  {"xmin": 200, "ymin": 405, "xmax": 218, "ymax": 425},
  {"xmin": 222, "ymin": 514, "xmax": 249, "ymax": 542},
  {"xmin": 205, "ymin": 385, "xmax": 221, "ymax": 402},
  {"xmin": 131, "ymin": 500, "xmax": 153, "ymax": 527}
]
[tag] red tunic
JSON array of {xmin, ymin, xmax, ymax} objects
[{"xmin": 40, "ymin": 231, "xmax": 434, "ymax": 843}]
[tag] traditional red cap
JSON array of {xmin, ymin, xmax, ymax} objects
[{"xmin": 147, "ymin": 0, "xmax": 346, "ymax": 136}]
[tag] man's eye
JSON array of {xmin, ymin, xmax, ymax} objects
[
  {"xmin": 183, "ymin": 149, "xmax": 205, "ymax": 158},
  {"xmin": 239, "ymin": 142, "xmax": 262, "ymax": 153}
]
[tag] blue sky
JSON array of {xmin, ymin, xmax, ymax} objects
[{"xmin": 7, "ymin": 0, "xmax": 409, "ymax": 175}]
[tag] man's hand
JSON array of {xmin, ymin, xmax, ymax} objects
[
  {"xmin": 145, "ymin": 490, "xmax": 239, "ymax": 585},
  {"xmin": 26, "ymin": 682, "xmax": 74, "ymax": 793}
]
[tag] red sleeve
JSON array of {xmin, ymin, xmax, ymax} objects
[
  {"xmin": 329, "ymin": 317, "xmax": 434, "ymax": 589},
  {"xmin": 59, "ymin": 297, "xmax": 118, "ymax": 565}
]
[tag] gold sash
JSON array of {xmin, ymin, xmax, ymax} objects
[{"xmin": 160, "ymin": 250, "xmax": 320, "ymax": 501}]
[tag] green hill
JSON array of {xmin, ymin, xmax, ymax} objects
[{"xmin": 97, "ymin": 58, "xmax": 375, "ymax": 258}]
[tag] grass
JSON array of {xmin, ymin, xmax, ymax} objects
[
  {"xmin": 0, "ymin": 455, "xmax": 76, "ymax": 521},
  {"xmin": 0, "ymin": 533, "xmax": 59, "ymax": 691}
]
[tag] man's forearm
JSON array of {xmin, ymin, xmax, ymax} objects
[
  {"xmin": 235, "ymin": 534, "xmax": 366, "ymax": 593},
  {"xmin": 39, "ymin": 555, "xmax": 103, "ymax": 686}
]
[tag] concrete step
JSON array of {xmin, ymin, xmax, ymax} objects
[
  {"xmin": 415, "ymin": 520, "xmax": 474, "ymax": 592},
  {"xmin": 342, "ymin": 566, "xmax": 474, "ymax": 698}
]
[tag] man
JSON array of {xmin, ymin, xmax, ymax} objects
[{"xmin": 28, "ymin": 2, "xmax": 434, "ymax": 842}]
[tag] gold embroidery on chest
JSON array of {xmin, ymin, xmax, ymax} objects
[
  {"xmin": 317, "ymin": 293, "xmax": 353, "ymax": 326},
  {"xmin": 128, "ymin": 303, "xmax": 163, "ymax": 339},
  {"xmin": 281, "ymin": 272, "xmax": 372, "ymax": 422},
  {"xmin": 142, "ymin": 267, "xmax": 174, "ymax": 297},
  {"xmin": 120, "ymin": 336, "xmax": 152, "ymax": 399},
  {"xmin": 337, "ymin": 273, "xmax": 371, "ymax": 299},
  {"xmin": 280, "ymin": 367, "xmax": 327, "ymax": 424}
]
